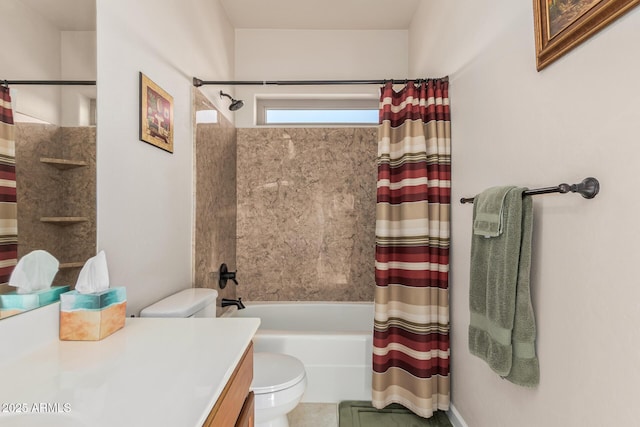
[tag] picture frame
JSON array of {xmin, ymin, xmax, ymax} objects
[
  {"xmin": 139, "ymin": 72, "xmax": 174, "ymax": 153},
  {"xmin": 534, "ymin": 0, "xmax": 640, "ymax": 70}
]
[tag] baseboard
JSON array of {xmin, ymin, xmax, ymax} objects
[{"xmin": 447, "ymin": 403, "xmax": 469, "ymax": 427}]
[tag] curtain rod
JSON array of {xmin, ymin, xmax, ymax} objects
[
  {"xmin": 2, "ymin": 80, "xmax": 96, "ymax": 86},
  {"xmin": 192, "ymin": 77, "xmax": 448, "ymax": 87},
  {"xmin": 459, "ymin": 177, "xmax": 600, "ymax": 204}
]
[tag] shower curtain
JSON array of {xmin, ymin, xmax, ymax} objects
[
  {"xmin": 0, "ymin": 86, "xmax": 18, "ymax": 284},
  {"xmin": 372, "ymin": 79, "xmax": 451, "ymax": 418}
]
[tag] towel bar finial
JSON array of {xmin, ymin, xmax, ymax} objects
[{"xmin": 570, "ymin": 177, "xmax": 599, "ymax": 199}]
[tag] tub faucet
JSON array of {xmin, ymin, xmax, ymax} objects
[{"xmin": 221, "ymin": 298, "xmax": 245, "ymax": 310}]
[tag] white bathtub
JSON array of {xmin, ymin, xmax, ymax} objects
[{"xmin": 225, "ymin": 301, "xmax": 374, "ymax": 403}]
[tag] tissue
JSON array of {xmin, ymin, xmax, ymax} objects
[
  {"xmin": 75, "ymin": 251, "xmax": 109, "ymax": 294},
  {"xmin": 8, "ymin": 250, "xmax": 59, "ymax": 294}
]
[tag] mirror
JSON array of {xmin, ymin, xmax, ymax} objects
[{"xmin": 0, "ymin": 0, "xmax": 96, "ymax": 319}]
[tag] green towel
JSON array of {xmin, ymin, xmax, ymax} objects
[
  {"xmin": 473, "ymin": 186, "xmax": 515, "ymax": 237},
  {"xmin": 468, "ymin": 187, "xmax": 539, "ymax": 387}
]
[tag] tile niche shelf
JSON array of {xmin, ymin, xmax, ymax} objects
[
  {"xmin": 40, "ymin": 217, "xmax": 89, "ymax": 225},
  {"xmin": 39, "ymin": 157, "xmax": 89, "ymax": 226},
  {"xmin": 39, "ymin": 153, "xmax": 91, "ymax": 280},
  {"xmin": 40, "ymin": 157, "xmax": 88, "ymax": 170},
  {"xmin": 59, "ymin": 262, "xmax": 85, "ymax": 270}
]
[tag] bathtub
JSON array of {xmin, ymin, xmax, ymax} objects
[{"xmin": 224, "ymin": 301, "xmax": 373, "ymax": 403}]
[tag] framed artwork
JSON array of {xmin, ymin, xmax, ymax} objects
[
  {"xmin": 139, "ymin": 72, "xmax": 174, "ymax": 153},
  {"xmin": 534, "ymin": 0, "xmax": 640, "ymax": 70}
]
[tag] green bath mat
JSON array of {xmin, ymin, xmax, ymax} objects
[{"xmin": 338, "ymin": 401, "xmax": 453, "ymax": 427}]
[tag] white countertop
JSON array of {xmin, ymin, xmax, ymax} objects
[{"xmin": 0, "ymin": 316, "xmax": 260, "ymax": 427}]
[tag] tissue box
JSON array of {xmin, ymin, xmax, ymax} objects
[
  {"xmin": 59, "ymin": 287, "xmax": 126, "ymax": 341},
  {"xmin": 0, "ymin": 285, "xmax": 70, "ymax": 319}
]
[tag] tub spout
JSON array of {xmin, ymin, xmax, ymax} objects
[{"xmin": 221, "ymin": 298, "xmax": 245, "ymax": 310}]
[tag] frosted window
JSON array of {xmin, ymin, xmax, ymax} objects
[{"xmin": 265, "ymin": 109, "xmax": 378, "ymax": 125}]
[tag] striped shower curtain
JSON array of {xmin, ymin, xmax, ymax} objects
[
  {"xmin": 372, "ymin": 79, "xmax": 451, "ymax": 418},
  {"xmin": 0, "ymin": 87, "xmax": 18, "ymax": 284}
]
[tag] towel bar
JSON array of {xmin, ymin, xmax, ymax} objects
[{"xmin": 460, "ymin": 177, "xmax": 599, "ymax": 204}]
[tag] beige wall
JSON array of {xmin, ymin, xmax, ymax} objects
[
  {"xmin": 236, "ymin": 128, "xmax": 377, "ymax": 301},
  {"xmin": 3, "ymin": 2, "xmax": 96, "ymax": 126},
  {"xmin": 233, "ymin": 29, "xmax": 409, "ymax": 127},
  {"xmin": 3, "ymin": 0, "xmax": 62, "ymax": 124},
  {"xmin": 409, "ymin": 1, "xmax": 640, "ymax": 425},
  {"xmin": 60, "ymin": 30, "xmax": 97, "ymax": 127},
  {"xmin": 96, "ymin": 0, "xmax": 235, "ymax": 315}
]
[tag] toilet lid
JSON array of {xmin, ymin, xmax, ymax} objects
[{"xmin": 252, "ymin": 352, "xmax": 306, "ymax": 394}]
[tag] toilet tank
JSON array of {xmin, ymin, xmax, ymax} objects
[{"xmin": 139, "ymin": 288, "xmax": 218, "ymax": 318}]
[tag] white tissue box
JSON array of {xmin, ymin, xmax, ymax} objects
[
  {"xmin": 0, "ymin": 285, "xmax": 70, "ymax": 319},
  {"xmin": 59, "ymin": 287, "xmax": 126, "ymax": 341}
]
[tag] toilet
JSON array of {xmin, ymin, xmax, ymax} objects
[
  {"xmin": 252, "ymin": 352, "xmax": 307, "ymax": 427},
  {"xmin": 139, "ymin": 288, "xmax": 218, "ymax": 318},
  {"xmin": 140, "ymin": 288, "xmax": 307, "ymax": 427}
]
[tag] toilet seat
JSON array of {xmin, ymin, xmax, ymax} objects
[{"xmin": 252, "ymin": 352, "xmax": 306, "ymax": 394}]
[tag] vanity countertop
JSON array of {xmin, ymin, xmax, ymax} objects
[{"xmin": 0, "ymin": 316, "xmax": 260, "ymax": 427}]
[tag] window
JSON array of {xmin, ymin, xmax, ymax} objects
[
  {"xmin": 196, "ymin": 109, "xmax": 218, "ymax": 124},
  {"xmin": 257, "ymin": 98, "xmax": 378, "ymax": 126}
]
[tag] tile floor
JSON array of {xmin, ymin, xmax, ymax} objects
[{"xmin": 288, "ymin": 403, "xmax": 338, "ymax": 427}]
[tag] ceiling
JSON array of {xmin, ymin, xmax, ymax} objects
[
  {"xmin": 18, "ymin": 0, "xmax": 417, "ymax": 32},
  {"xmin": 20, "ymin": 0, "xmax": 95, "ymax": 31},
  {"xmin": 219, "ymin": 0, "xmax": 421, "ymax": 30}
]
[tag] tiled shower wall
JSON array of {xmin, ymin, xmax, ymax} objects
[
  {"xmin": 236, "ymin": 128, "xmax": 377, "ymax": 301},
  {"xmin": 193, "ymin": 90, "xmax": 238, "ymax": 302},
  {"xmin": 14, "ymin": 124, "xmax": 96, "ymax": 287}
]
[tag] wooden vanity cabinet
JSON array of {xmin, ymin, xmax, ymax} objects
[
  {"xmin": 203, "ymin": 342, "xmax": 254, "ymax": 427},
  {"xmin": 235, "ymin": 391, "xmax": 255, "ymax": 427}
]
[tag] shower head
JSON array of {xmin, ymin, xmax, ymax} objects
[
  {"xmin": 219, "ymin": 91, "xmax": 244, "ymax": 111},
  {"xmin": 229, "ymin": 99, "xmax": 244, "ymax": 111}
]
